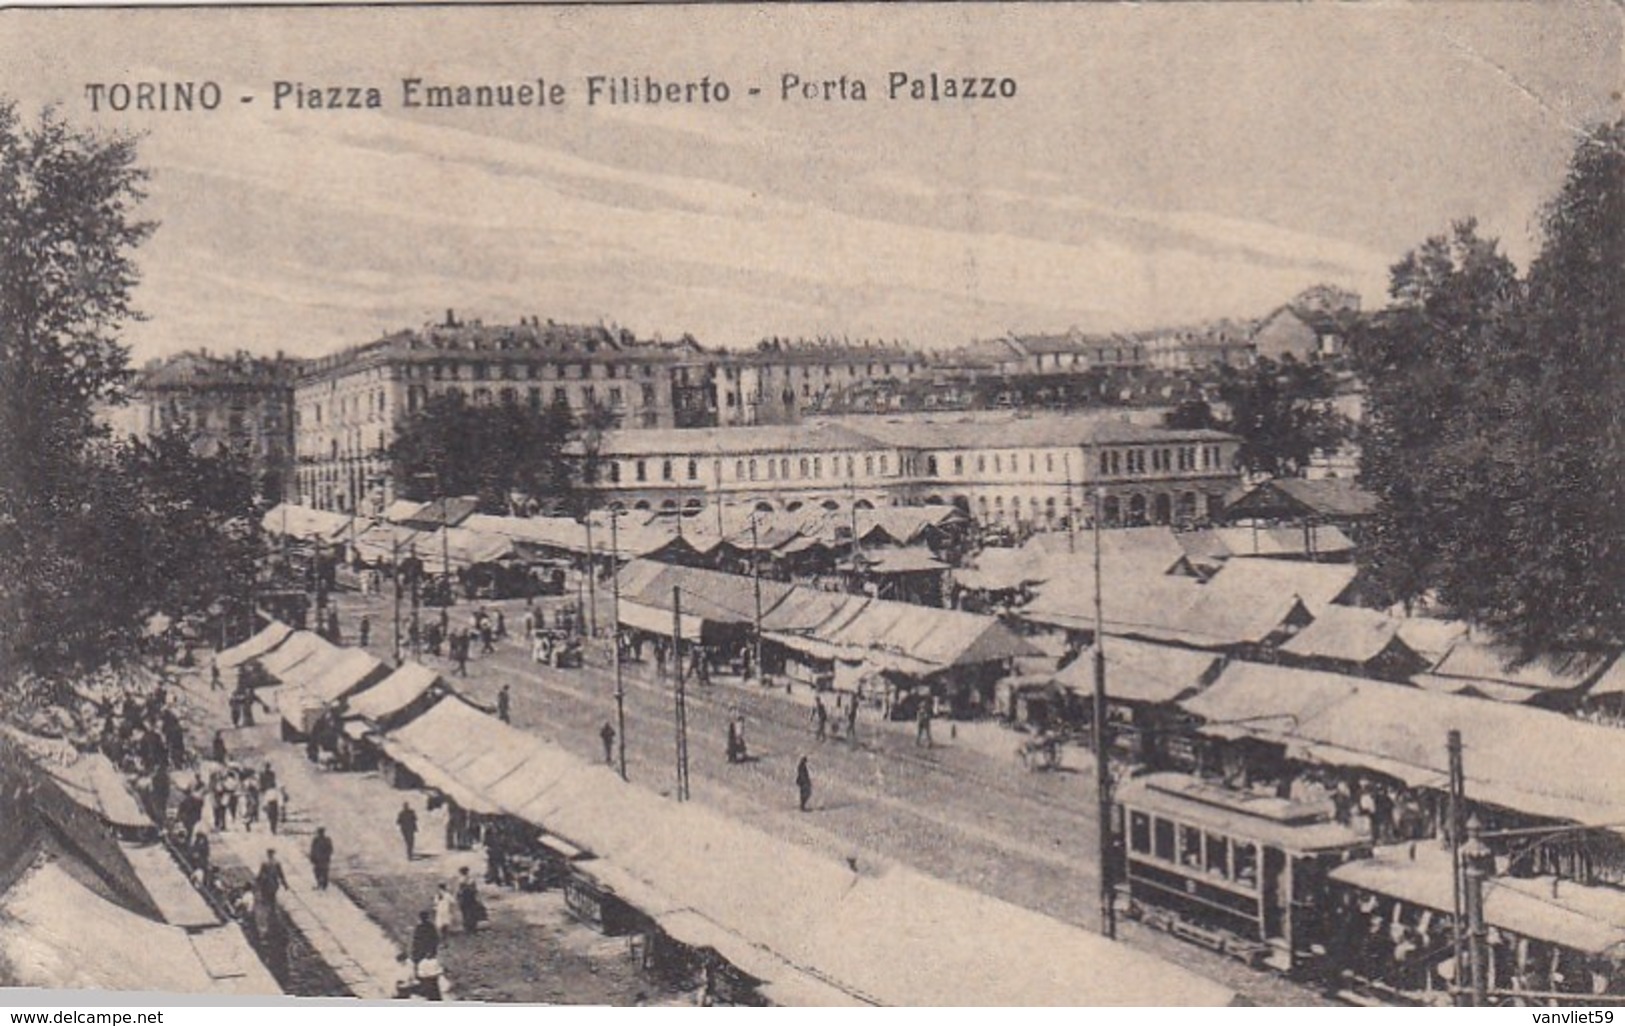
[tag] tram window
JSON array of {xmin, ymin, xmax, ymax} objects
[
  {"xmin": 1206, "ymin": 834, "xmax": 1229, "ymax": 878},
  {"xmin": 1153, "ymin": 818, "xmax": 1175, "ymax": 862},
  {"xmin": 1234, "ymin": 842, "xmax": 1258, "ymax": 886},
  {"xmin": 1179, "ymin": 826, "xmax": 1203, "ymax": 869},
  {"xmin": 1129, "ymin": 812, "xmax": 1151, "ymax": 855}
]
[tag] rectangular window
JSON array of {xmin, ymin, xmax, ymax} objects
[
  {"xmin": 977, "ymin": 455, "xmax": 986, "ymax": 474},
  {"xmin": 1130, "ymin": 811, "xmax": 1151, "ymax": 855},
  {"xmin": 686, "ymin": 460, "xmax": 698, "ymax": 481},
  {"xmin": 953, "ymin": 455, "xmax": 964, "ymax": 475},
  {"xmin": 1234, "ymin": 842, "xmax": 1258, "ymax": 886},
  {"xmin": 865, "ymin": 456, "xmax": 875, "ymax": 476},
  {"xmin": 473, "ymin": 363, "xmax": 488, "ymax": 381},
  {"xmin": 879, "ymin": 455, "xmax": 888, "ymax": 475},
  {"xmin": 1179, "ymin": 825, "xmax": 1203, "ymax": 869},
  {"xmin": 799, "ymin": 457, "xmax": 810, "ymax": 478},
  {"xmin": 635, "ymin": 460, "xmax": 647, "ymax": 482},
  {"xmin": 553, "ymin": 387, "xmax": 568, "ymax": 406},
  {"xmin": 1152, "ymin": 817, "xmax": 1175, "ymax": 862},
  {"xmin": 1205, "ymin": 833, "xmax": 1229, "ymax": 878},
  {"xmin": 661, "ymin": 460, "xmax": 673, "ymax": 482},
  {"xmin": 813, "ymin": 457, "xmax": 822, "ymax": 479},
  {"xmin": 846, "ymin": 456, "xmax": 855, "ymax": 478}
]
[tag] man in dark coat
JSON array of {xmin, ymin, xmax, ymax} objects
[
  {"xmin": 796, "ymin": 756, "xmax": 813, "ymax": 812},
  {"xmin": 600, "ymin": 722, "xmax": 615, "ymax": 766},
  {"xmin": 256, "ymin": 849, "xmax": 289, "ymax": 907},
  {"xmin": 410, "ymin": 909, "xmax": 439, "ymax": 963},
  {"xmin": 497, "ymin": 685, "xmax": 510, "ymax": 724},
  {"xmin": 309, "ymin": 827, "xmax": 334, "ymax": 890},
  {"xmin": 397, "ymin": 802, "xmax": 418, "ymax": 860},
  {"xmin": 455, "ymin": 867, "xmax": 482, "ymax": 933}
]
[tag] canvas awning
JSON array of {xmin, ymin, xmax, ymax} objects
[
  {"xmin": 344, "ymin": 662, "xmax": 442, "ymax": 724},
  {"xmin": 619, "ymin": 598, "xmax": 703, "ymax": 637},
  {"xmin": 1053, "ymin": 637, "xmax": 1222, "ymax": 705},
  {"xmin": 216, "ymin": 621, "xmax": 293, "ymax": 669}
]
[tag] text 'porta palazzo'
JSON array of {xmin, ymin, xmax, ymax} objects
[{"xmin": 82, "ymin": 72, "xmax": 1018, "ymax": 115}]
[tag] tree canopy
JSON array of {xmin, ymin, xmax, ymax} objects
[
  {"xmin": 0, "ymin": 102, "xmax": 258, "ymax": 712},
  {"xmin": 1353, "ymin": 121, "xmax": 1625, "ymax": 652},
  {"xmin": 388, "ymin": 391, "xmax": 579, "ymax": 514},
  {"xmin": 1163, "ymin": 356, "xmax": 1350, "ymax": 478}
]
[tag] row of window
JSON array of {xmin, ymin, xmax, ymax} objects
[
  {"xmin": 402, "ymin": 360, "xmax": 659, "ymax": 383},
  {"xmin": 402, "ymin": 383, "xmax": 661, "ymax": 415},
  {"xmin": 615, "ymin": 452, "xmax": 895, "ymax": 485},
  {"xmin": 1099, "ymin": 445, "xmax": 1225, "ymax": 478},
  {"xmin": 1128, "ymin": 811, "xmax": 1260, "ymax": 888}
]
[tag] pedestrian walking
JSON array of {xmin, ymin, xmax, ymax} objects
[
  {"xmin": 411, "ymin": 909, "xmax": 440, "ymax": 963},
  {"xmin": 397, "ymin": 801, "xmax": 419, "ymax": 860},
  {"xmin": 479, "ymin": 619, "xmax": 495, "ymax": 655},
  {"xmin": 210, "ymin": 730, "xmax": 227, "ymax": 765},
  {"xmin": 359, "ymin": 616, "xmax": 371, "ymax": 648},
  {"xmin": 410, "ymin": 911, "xmax": 443, "ymax": 998},
  {"xmin": 264, "ymin": 786, "xmax": 282, "ymax": 835},
  {"xmin": 209, "ymin": 662, "xmax": 223, "ymax": 691},
  {"xmin": 327, "ymin": 609, "xmax": 342, "ymax": 644},
  {"xmin": 454, "ymin": 632, "xmax": 469, "ymax": 677},
  {"xmin": 726, "ymin": 719, "xmax": 741, "ymax": 764},
  {"xmin": 242, "ymin": 780, "xmax": 260, "ymax": 832},
  {"xmin": 433, "ymin": 884, "xmax": 455, "ymax": 941},
  {"xmin": 796, "ymin": 756, "xmax": 813, "ymax": 812},
  {"xmin": 497, "ymin": 685, "xmax": 510, "ymax": 724},
  {"xmin": 211, "ymin": 786, "xmax": 228, "ymax": 832},
  {"xmin": 309, "ymin": 827, "xmax": 334, "ymax": 890},
  {"xmin": 455, "ymin": 867, "xmax": 483, "ymax": 933},
  {"xmin": 812, "ymin": 696, "xmax": 828, "ymax": 742},
  {"xmin": 915, "ymin": 698, "xmax": 933, "ymax": 748},
  {"xmin": 846, "ymin": 695, "xmax": 858, "ymax": 742},
  {"xmin": 256, "ymin": 849, "xmax": 289, "ymax": 907},
  {"xmin": 600, "ymin": 722, "xmax": 615, "ymax": 766},
  {"xmin": 228, "ymin": 690, "xmax": 244, "ymax": 728}
]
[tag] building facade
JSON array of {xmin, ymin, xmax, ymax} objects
[
  {"xmin": 293, "ymin": 313, "xmax": 702, "ymax": 514},
  {"xmin": 108, "ymin": 350, "xmax": 300, "ymax": 502},
  {"xmin": 577, "ymin": 414, "xmax": 1241, "ymax": 529}
]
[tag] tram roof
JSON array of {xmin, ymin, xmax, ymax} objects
[{"xmin": 1117, "ymin": 772, "xmax": 1369, "ymax": 854}]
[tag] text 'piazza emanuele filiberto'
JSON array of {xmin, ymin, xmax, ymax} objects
[{"xmin": 81, "ymin": 74, "xmax": 1019, "ymax": 113}]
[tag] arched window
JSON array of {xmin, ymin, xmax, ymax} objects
[
  {"xmin": 1103, "ymin": 495, "xmax": 1122, "ymax": 527},
  {"xmin": 735, "ymin": 459, "xmax": 745, "ymax": 480},
  {"xmin": 1153, "ymin": 493, "xmax": 1172, "ymax": 526},
  {"xmin": 661, "ymin": 460, "xmax": 674, "ymax": 482},
  {"xmin": 749, "ymin": 459, "xmax": 758, "ymax": 481},
  {"xmin": 686, "ymin": 460, "xmax": 698, "ymax": 480}
]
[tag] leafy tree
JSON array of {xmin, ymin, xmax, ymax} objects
[
  {"xmin": 389, "ymin": 392, "xmax": 577, "ymax": 514},
  {"xmin": 1351, "ymin": 219, "xmax": 1525, "ymax": 618},
  {"xmin": 1197, "ymin": 356, "xmax": 1349, "ymax": 477},
  {"xmin": 116, "ymin": 430, "xmax": 261, "ymax": 636},
  {"xmin": 0, "ymin": 102, "xmax": 154, "ymax": 695},
  {"xmin": 1163, "ymin": 396, "xmax": 1217, "ymax": 431},
  {"xmin": 1354, "ymin": 121, "xmax": 1625, "ymax": 652}
]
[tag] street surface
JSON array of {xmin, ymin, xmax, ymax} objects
[{"xmin": 332, "ymin": 587, "xmax": 1335, "ymax": 1006}]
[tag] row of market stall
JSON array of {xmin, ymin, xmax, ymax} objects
[
  {"xmin": 216, "ymin": 619, "xmax": 1237, "ymax": 1006},
  {"xmin": 611, "ymin": 559, "xmax": 1043, "ymax": 718}
]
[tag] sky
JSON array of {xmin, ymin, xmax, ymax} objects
[{"xmin": 0, "ymin": 3, "xmax": 1618, "ymax": 363}]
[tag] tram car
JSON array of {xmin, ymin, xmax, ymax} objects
[
  {"xmin": 1116, "ymin": 771, "xmax": 1369, "ymax": 974},
  {"xmin": 1115, "ymin": 771, "xmax": 1625, "ymax": 1005}
]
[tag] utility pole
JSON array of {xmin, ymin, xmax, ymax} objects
[
  {"xmin": 409, "ymin": 544, "xmax": 421, "ymax": 660},
  {"xmin": 1065, "ymin": 455, "xmax": 1077, "ymax": 554},
  {"xmin": 672, "ymin": 586, "xmax": 690, "ymax": 801},
  {"xmin": 1093, "ymin": 485, "xmax": 1115, "ymax": 939},
  {"xmin": 584, "ymin": 516, "xmax": 598, "ymax": 637},
  {"xmin": 609, "ymin": 512, "xmax": 627, "ymax": 781},
  {"xmin": 1448, "ymin": 729, "xmax": 1467, "ymax": 1006},
  {"xmin": 1462, "ymin": 814, "xmax": 1492, "ymax": 1007},
  {"xmin": 750, "ymin": 512, "xmax": 765, "ymax": 684},
  {"xmin": 392, "ymin": 532, "xmax": 403, "ymax": 666}
]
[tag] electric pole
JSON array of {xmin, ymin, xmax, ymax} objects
[
  {"xmin": 672, "ymin": 586, "xmax": 690, "ymax": 801},
  {"xmin": 750, "ymin": 512, "xmax": 765, "ymax": 684},
  {"xmin": 584, "ymin": 515, "xmax": 598, "ymax": 637},
  {"xmin": 609, "ymin": 512, "xmax": 627, "ymax": 781},
  {"xmin": 1449, "ymin": 729, "xmax": 1467, "ymax": 1006},
  {"xmin": 1093, "ymin": 485, "xmax": 1115, "ymax": 939}
]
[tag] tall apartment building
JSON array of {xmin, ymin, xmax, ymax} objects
[
  {"xmin": 711, "ymin": 339, "xmax": 930, "ymax": 426},
  {"xmin": 293, "ymin": 312, "xmax": 703, "ymax": 514},
  {"xmin": 106, "ymin": 350, "xmax": 300, "ymax": 501}
]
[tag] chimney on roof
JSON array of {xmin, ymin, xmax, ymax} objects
[{"xmin": 445, "ymin": 309, "xmax": 457, "ymax": 328}]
